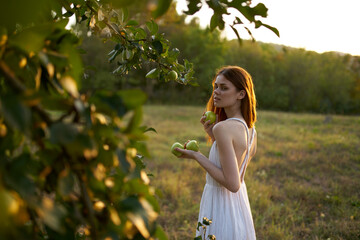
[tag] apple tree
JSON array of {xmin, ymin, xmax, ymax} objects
[{"xmin": 0, "ymin": 0, "xmax": 277, "ymax": 239}]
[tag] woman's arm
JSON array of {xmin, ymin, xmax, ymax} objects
[
  {"xmin": 175, "ymin": 122, "xmax": 242, "ymax": 192},
  {"xmin": 211, "ymin": 122, "xmax": 241, "ymax": 192}
]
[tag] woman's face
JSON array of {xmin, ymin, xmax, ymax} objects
[{"xmin": 213, "ymin": 74, "xmax": 243, "ymax": 108}]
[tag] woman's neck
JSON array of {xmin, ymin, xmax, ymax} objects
[{"xmin": 224, "ymin": 104, "xmax": 243, "ymax": 120}]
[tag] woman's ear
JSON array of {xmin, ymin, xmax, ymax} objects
[{"xmin": 238, "ymin": 90, "xmax": 246, "ymax": 100}]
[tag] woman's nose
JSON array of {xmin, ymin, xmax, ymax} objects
[{"xmin": 214, "ymin": 88, "xmax": 220, "ymax": 94}]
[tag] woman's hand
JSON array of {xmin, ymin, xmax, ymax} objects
[
  {"xmin": 173, "ymin": 148, "xmax": 202, "ymax": 160},
  {"xmin": 200, "ymin": 113, "xmax": 218, "ymax": 141}
]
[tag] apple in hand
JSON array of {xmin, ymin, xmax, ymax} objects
[
  {"xmin": 204, "ymin": 111, "xmax": 216, "ymax": 124},
  {"xmin": 171, "ymin": 142, "xmax": 184, "ymax": 157},
  {"xmin": 184, "ymin": 140, "xmax": 199, "ymax": 152}
]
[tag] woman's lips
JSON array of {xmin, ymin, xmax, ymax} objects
[{"xmin": 214, "ymin": 97, "xmax": 220, "ymax": 101}]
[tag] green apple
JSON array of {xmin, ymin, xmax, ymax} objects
[
  {"xmin": 204, "ymin": 111, "xmax": 216, "ymax": 124},
  {"xmin": 184, "ymin": 140, "xmax": 199, "ymax": 152},
  {"xmin": 171, "ymin": 142, "xmax": 184, "ymax": 157},
  {"xmin": 168, "ymin": 70, "xmax": 178, "ymax": 81}
]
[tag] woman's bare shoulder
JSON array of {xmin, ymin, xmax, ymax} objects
[{"xmin": 213, "ymin": 119, "xmax": 247, "ymax": 136}]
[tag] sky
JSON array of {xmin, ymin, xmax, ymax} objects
[{"xmin": 176, "ymin": 0, "xmax": 360, "ymax": 56}]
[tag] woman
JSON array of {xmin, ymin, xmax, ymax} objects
[{"xmin": 175, "ymin": 66, "xmax": 257, "ymax": 239}]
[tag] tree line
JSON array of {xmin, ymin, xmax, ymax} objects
[{"xmin": 80, "ymin": 5, "xmax": 360, "ymax": 115}]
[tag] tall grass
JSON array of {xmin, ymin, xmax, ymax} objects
[{"xmin": 143, "ymin": 105, "xmax": 360, "ymax": 240}]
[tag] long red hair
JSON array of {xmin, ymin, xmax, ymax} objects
[{"xmin": 206, "ymin": 66, "xmax": 257, "ymax": 130}]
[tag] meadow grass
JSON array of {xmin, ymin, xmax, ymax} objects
[{"xmin": 143, "ymin": 105, "xmax": 360, "ymax": 240}]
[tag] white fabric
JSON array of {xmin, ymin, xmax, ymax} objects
[{"xmin": 196, "ymin": 118, "xmax": 256, "ymax": 240}]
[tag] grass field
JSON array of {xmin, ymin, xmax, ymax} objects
[{"xmin": 142, "ymin": 105, "xmax": 360, "ymax": 240}]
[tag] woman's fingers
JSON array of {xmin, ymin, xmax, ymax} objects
[
  {"xmin": 175, "ymin": 148, "xmax": 192, "ymax": 158},
  {"xmin": 204, "ymin": 120, "xmax": 210, "ymax": 127},
  {"xmin": 175, "ymin": 147, "xmax": 184, "ymax": 153}
]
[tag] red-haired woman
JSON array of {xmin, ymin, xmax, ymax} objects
[{"xmin": 175, "ymin": 66, "xmax": 257, "ymax": 239}]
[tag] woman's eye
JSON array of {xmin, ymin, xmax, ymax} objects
[{"xmin": 214, "ymin": 85, "xmax": 227, "ymax": 90}]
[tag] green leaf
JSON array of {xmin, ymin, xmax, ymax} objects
[
  {"xmin": 210, "ymin": 14, "xmax": 218, "ymax": 31},
  {"xmin": 152, "ymin": 0, "xmax": 173, "ymax": 19},
  {"xmin": 108, "ymin": 50, "xmax": 119, "ymax": 62},
  {"xmin": 146, "ymin": 20, "xmax": 159, "ymax": 35},
  {"xmin": 58, "ymin": 170, "xmax": 75, "ymax": 196},
  {"xmin": 244, "ymin": 26, "xmax": 255, "ymax": 41},
  {"xmin": 196, "ymin": 222, "xmax": 203, "ymax": 231},
  {"xmin": 118, "ymin": 89, "xmax": 147, "ymax": 109},
  {"xmin": 50, "ymin": 122, "xmax": 78, "ymax": 145},
  {"xmin": 234, "ymin": 16, "xmax": 243, "ymax": 25},
  {"xmin": 167, "ymin": 48, "xmax": 180, "ymax": 61},
  {"xmin": 65, "ymin": 133, "xmax": 94, "ymax": 157},
  {"xmin": 0, "ymin": 95, "xmax": 31, "ymax": 132},
  {"xmin": 134, "ymin": 141, "xmax": 150, "ymax": 158},
  {"xmin": 115, "ymin": 43, "xmax": 121, "ymax": 50},
  {"xmin": 10, "ymin": 19, "xmax": 69, "ymax": 53},
  {"xmin": 237, "ymin": 6, "xmax": 254, "ymax": 22},
  {"xmin": 38, "ymin": 94, "xmax": 72, "ymax": 111},
  {"xmin": 230, "ymin": 25, "xmax": 243, "ymax": 45},
  {"xmin": 261, "ymin": 23, "xmax": 280, "ymax": 37},
  {"xmin": 108, "ymin": 49, "xmax": 116, "ymax": 56},
  {"xmin": 58, "ymin": 38, "xmax": 83, "ymax": 86},
  {"xmin": 152, "ymin": 40, "xmax": 163, "ymax": 55},
  {"xmin": 126, "ymin": 20, "xmax": 139, "ymax": 27},
  {"xmin": 143, "ymin": 127, "xmax": 157, "ymax": 133},
  {"xmin": 0, "ymin": 0, "xmax": 55, "ymax": 32},
  {"xmin": 10, "ymin": 25, "xmax": 49, "ymax": 53},
  {"xmin": 145, "ymin": 68, "xmax": 159, "ymax": 79},
  {"xmin": 121, "ymin": 8, "xmax": 129, "ymax": 23},
  {"xmin": 183, "ymin": 0, "xmax": 202, "ymax": 15},
  {"xmin": 184, "ymin": 59, "xmax": 193, "ymax": 70},
  {"xmin": 3, "ymin": 153, "xmax": 37, "ymax": 199},
  {"xmin": 135, "ymin": 28, "xmax": 147, "ymax": 39},
  {"xmin": 92, "ymin": 90, "xmax": 127, "ymax": 117},
  {"xmin": 252, "ymin": 3, "xmax": 268, "ymax": 18},
  {"xmin": 125, "ymin": 106, "xmax": 143, "ymax": 132},
  {"xmin": 134, "ymin": 154, "xmax": 146, "ymax": 170},
  {"xmin": 210, "ymin": 14, "xmax": 224, "ymax": 31},
  {"xmin": 154, "ymin": 226, "xmax": 168, "ymax": 240},
  {"xmin": 41, "ymin": 202, "xmax": 67, "ymax": 233},
  {"xmin": 63, "ymin": 11, "xmax": 74, "ymax": 18}
]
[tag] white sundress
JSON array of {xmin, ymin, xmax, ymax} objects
[{"xmin": 196, "ymin": 118, "xmax": 256, "ymax": 240}]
